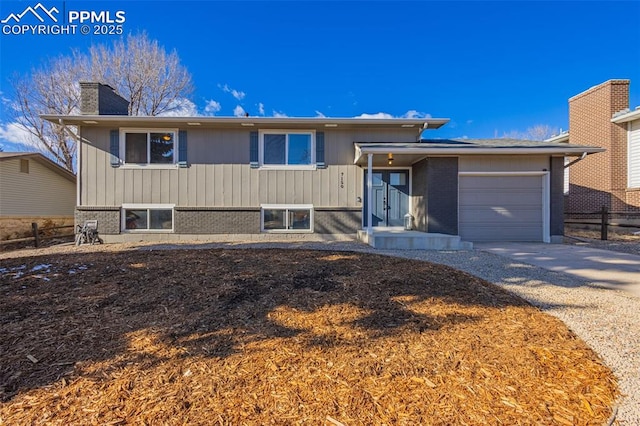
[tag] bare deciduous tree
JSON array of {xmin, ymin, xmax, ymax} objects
[
  {"xmin": 10, "ymin": 55, "xmax": 85, "ymax": 171},
  {"xmin": 7, "ymin": 32, "xmax": 194, "ymax": 172},
  {"xmin": 87, "ymin": 33, "xmax": 193, "ymax": 116},
  {"xmin": 500, "ymin": 124, "xmax": 560, "ymax": 141}
]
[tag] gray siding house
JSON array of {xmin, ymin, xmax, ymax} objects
[{"xmin": 43, "ymin": 83, "xmax": 603, "ymax": 247}]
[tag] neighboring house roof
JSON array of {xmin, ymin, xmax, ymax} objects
[
  {"xmin": 354, "ymin": 139, "xmax": 604, "ymax": 166},
  {"xmin": 611, "ymin": 107, "xmax": 640, "ymax": 124},
  {"xmin": 41, "ymin": 115, "xmax": 450, "ymax": 131},
  {"xmin": 0, "ymin": 152, "xmax": 76, "ymax": 183},
  {"xmin": 543, "ymin": 132, "xmax": 570, "ymax": 144}
]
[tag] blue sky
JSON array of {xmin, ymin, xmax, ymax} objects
[{"xmin": 1, "ymin": 0, "xmax": 639, "ymax": 151}]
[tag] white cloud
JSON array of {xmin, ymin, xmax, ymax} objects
[
  {"xmin": 258, "ymin": 102, "xmax": 265, "ymax": 115},
  {"xmin": 272, "ymin": 110, "xmax": 288, "ymax": 118},
  {"xmin": 219, "ymin": 84, "xmax": 246, "ymax": 101},
  {"xmin": 403, "ymin": 110, "xmax": 431, "ymax": 119},
  {"xmin": 355, "ymin": 110, "xmax": 432, "ymax": 119},
  {"xmin": 204, "ymin": 99, "xmax": 222, "ymax": 115},
  {"xmin": 158, "ymin": 98, "xmax": 199, "ymax": 117},
  {"xmin": 354, "ymin": 112, "xmax": 394, "ymax": 119},
  {"xmin": 0, "ymin": 122, "xmax": 40, "ymax": 150},
  {"xmin": 466, "ymin": 119, "xmax": 474, "ymax": 125},
  {"xmin": 234, "ymin": 105, "xmax": 247, "ymax": 117},
  {"xmin": 315, "ymin": 110, "xmax": 326, "ymax": 118}
]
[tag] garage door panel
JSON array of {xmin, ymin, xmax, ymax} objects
[
  {"xmin": 461, "ymin": 225, "xmax": 542, "ymax": 241},
  {"xmin": 459, "ymin": 175, "xmax": 544, "ymax": 242},
  {"xmin": 459, "ymin": 191, "xmax": 541, "ymax": 205},
  {"xmin": 459, "ymin": 208, "xmax": 543, "ymax": 223},
  {"xmin": 459, "ymin": 176, "xmax": 540, "ymax": 190}
]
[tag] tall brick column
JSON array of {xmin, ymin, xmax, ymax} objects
[{"xmin": 568, "ymin": 80, "xmax": 629, "ymax": 213}]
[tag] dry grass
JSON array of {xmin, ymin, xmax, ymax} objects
[{"xmin": 0, "ymin": 248, "xmax": 617, "ymax": 425}]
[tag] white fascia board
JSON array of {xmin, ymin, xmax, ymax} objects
[
  {"xmin": 544, "ymin": 133, "xmax": 570, "ymax": 143},
  {"xmin": 611, "ymin": 108, "xmax": 640, "ymax": 124},
  {"xmin": 44, "ymin": 115, "xmax": 451, "ymax": 129},
  {"xmin": 354, "ymin": 146, "xmax": 605, "ymax": 164}
]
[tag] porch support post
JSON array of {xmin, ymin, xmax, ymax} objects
[{"xmin": 367, "ymin": 153, "xmax": 373, "ymax": 235}]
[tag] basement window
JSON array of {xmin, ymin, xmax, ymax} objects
[
  {"xmin": 122, "ymin": 205, "xmax": 174, "ymax": 232},
  {"xmin": 261, "ymin": 205, "xmax": 313, "ymax": 232}
]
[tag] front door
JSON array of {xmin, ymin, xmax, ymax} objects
[{"xmin": 364, "ymin": 170, "xmax": 409, "ymax": 227}]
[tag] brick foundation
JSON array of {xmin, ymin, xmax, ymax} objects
[
  {"xmin": 314, "ymin": 209, "xmax": 361, "ymax": 234},
  {"xmin": 75, "ymin": 208, "xmax": 121, "ymax": 234},
  {"xmin": 175, "ymin": 208, "xmax": 261, "ymax": 234}
]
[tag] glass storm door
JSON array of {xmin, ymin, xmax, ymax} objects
[{"xmin": 364, "ymin": 170, "xmax": 409, "ymax": 227}]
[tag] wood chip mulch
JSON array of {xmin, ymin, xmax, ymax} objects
[{"xmin": 0, "ymin": 248, "xmax": 617, "ymax": 425}]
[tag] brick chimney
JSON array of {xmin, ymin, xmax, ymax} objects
[
  {"xmin": 567, "ymin": 79, "xmax": 630, "ymax": 212},
  {"xmin": 80, "ymin": 82, "xmax": 129, "ymax": 115}
]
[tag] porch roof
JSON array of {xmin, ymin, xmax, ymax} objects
[{"xmin": 353, "ymin": 138, "xmax": 605, "ymax": 166}]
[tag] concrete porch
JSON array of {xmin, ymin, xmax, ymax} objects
[{"xmin": 357, "ymin": 228, "xmax": 473, "ymax": 250}]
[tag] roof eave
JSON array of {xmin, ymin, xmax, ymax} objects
[
  {"xmin": 611, "ymin": 108, "xmax": 640, "ymax": 124},
  {"xmin": 353, "ymin": 145, "xmax": 605, "ymax": 165},
  {"xmin": 42, "ymin": 115, "xmax": 450, "ymax": 130}
]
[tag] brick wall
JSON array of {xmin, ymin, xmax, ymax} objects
[
  {"xmin": 550, "ymin": 157, "xmax": 565, "ymax": 237},
  {"xmin": 175, "ymin": 209, "xmax": 261, "ymax": 234},
  {"xmin": 568, "ymin": 79, "xmax": 629, "ymax": 212},
  {"xmin": 314, "ymin": 209, "xmax": 361, "ymax": 234},
  {"xmin": 80, "ymin": 82, "xmax": 129, "ymax": 115},
  {"xmin": 426, "ymin": 157, "xmax": 458, "ymax": 235},
  {"xmin": 75, "ymin": 207, "xmax": 121, "ymax": 234}
]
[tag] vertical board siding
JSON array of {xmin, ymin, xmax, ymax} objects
[
  {"xmin": 0, "ymin": 158, "xmax": 75, "ymax": 216},
  {"xmin": 629, "ymin": 120, "xmax": 640, "ymax": 188},
  {"xmin": 80, "ymin": 127, "xmax": 370, "ymax": 208}
]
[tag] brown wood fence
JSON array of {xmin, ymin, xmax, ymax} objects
[
  {"xmin": 0, "ymin": 223, "xmax": 75, "ymax": 248},
  {"xmin": 565, "ymin": 206, "xmax": 640, "ymax": 240}
]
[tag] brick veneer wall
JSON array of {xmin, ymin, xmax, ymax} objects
[
  {"xmin": 75, "ymin": 207, "xmax": 121, "ymax": 234},
  {"xmin": 550, "ymin": 157, "xmax": 565, "ymax": 236},
  {"xmin": 314, "ymin": 209, "xmax": 361, "ymax": 234},
  {"xmin": 568, "ymin": 80, "xmax": 629, "ymax": 212},
  {"xmin": 80, "ymin": 82, "xmax": 129, "ymax": 115},
  {"xmin": 175, "ymin": 208, "xmax": 261, "ymax": 234},
  {"xmin": 426, "ymin": 157, "xmax": 458, "ymax": 235}
]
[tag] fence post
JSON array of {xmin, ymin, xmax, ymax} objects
[
  {"xmin": 600, "ymin": 206, "xmax": 608, "ymax": 241},
  {"xmin": 31, "ymin": 222, "xmax": 40, "ymax": 248}
]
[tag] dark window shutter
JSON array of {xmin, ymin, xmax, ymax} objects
[
  {"xmin": 316, "ymin": 132, "xmax": 326, "ymax": 168},
  {"xmin": 250, "ymin": 131, "xmax": 259, "ymax": 168},
  {"xmin": 110, "ymin": 129, "xmax": 120, "ymax": 167},
  {"xmin": 178, "ymin": 130, "xmax": 188, "ymax": 167}
]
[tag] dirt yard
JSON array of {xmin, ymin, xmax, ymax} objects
[{"xmin": 0, "ymin": 246, "xmax": 617, "ymax": 425}]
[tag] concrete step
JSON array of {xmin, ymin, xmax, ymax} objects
[{"xmin": 357, "ymin": 230, "xmax": 473, "ymax": 250}]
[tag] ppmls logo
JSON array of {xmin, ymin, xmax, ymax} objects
[
  {"xmin": 2, "ymin": 2, "xmax": 126, "ymax": 36},
  {"xmin": 1, "ymin": 3, "xmax": 59, "ymax": 23}
]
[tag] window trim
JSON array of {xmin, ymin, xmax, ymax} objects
[
  {"xmin": 261, "ymin": 204, "xmax": 314, "ymax": 233},
  {"xmin": 258, "ymin": 129, "xmax": 316, "ymax": 170},
  {"xmin": 119, "ymin": 128, "xmax": 179, "ymax": 168},
  {"xmin": 121, "ymin": 204, "xmax": 175, "ymax": 233}
]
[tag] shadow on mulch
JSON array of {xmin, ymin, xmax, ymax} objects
[{"xmin": 0, "ymin": 248, "xmax": 617, "ymax": 424}]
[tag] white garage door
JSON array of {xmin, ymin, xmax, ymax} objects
[{"xmin": 459, "ymin": 174, "xmax": 546, "ymax": 242}]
